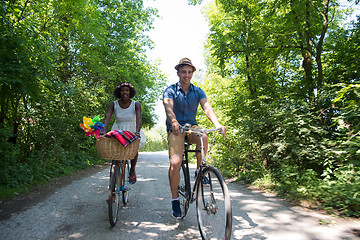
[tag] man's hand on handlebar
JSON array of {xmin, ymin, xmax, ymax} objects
[
  {"xmin": 178, "ymin": 123, "xmax": 227, "ymax": 139},
  {"xmin": 219, "ymin": 126, "xmax": 226, "ymax": 139},
  {"xmin": 171, "ymin": 121, "xmax": 181, "ymax": 136}
]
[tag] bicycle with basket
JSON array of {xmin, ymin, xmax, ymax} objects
[{"xmin": 96, "ymin": 136, "xmax": 140, "ymax": 227}]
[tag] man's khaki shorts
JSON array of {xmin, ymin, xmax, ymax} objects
[{"xmin": 167, "ymin": 125, "xmax": 201, "ymax": 156}]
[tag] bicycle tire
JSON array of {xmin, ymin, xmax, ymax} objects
[
  {"xmin": 196, "ymin": 166, "xmax": 232, "ymax": 240},
  {"xmin": 108, "ymin": 163, "xmax": 120, "ymax": 227},
  {"xmin": 178, "ymin": 162, "xmax": 191, "ymax": 218},
  {"xmin": 122, "ymin": 160, "xmax": 130, "ymax": 205}
]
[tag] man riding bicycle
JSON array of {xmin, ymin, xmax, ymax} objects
[{"xmin": 162, "ymin": 57, "xmax": 226, "ymax": 219}]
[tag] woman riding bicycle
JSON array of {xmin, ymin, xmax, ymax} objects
[{"xmin": 104, "ymin": 81, "xmax": 146, "ymax": 185}]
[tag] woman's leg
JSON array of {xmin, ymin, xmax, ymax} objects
[
  {"xmin": 130, "ymin": 153, "xmax": 138, "ymax": 177},
  {"xmin": 129, "ymin": 153, "xmax": 138, "ymax": 184}
]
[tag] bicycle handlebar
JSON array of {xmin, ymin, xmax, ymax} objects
[{"xmin": 179, "ymin": 123, "xmax": 223, "ymax": 134}]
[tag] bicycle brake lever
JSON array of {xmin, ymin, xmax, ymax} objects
[{"xmin": 181, "ymin": 123, "xmax": 191, "ymax": 133}]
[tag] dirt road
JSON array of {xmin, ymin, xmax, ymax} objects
[{"xmin": 0, "ymin": 151, "xmax": 359, "ymax": 239}]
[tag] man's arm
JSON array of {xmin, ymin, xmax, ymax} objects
[
  {"xmin": 199, "ymin": 98, "xmax": 226, "ymax": 138},
  {"xmin": 163, "ymin": 98, "xmax": 181, "ymax": 136}
]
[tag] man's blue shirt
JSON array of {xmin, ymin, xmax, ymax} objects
[{"xmin": 163, "ymin": 82, "xmax": 207, "ymax": 131}]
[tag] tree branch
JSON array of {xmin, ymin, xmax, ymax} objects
[{"xmin": 17, "ymin": 0, "xmax": 30, "ymax": 23}]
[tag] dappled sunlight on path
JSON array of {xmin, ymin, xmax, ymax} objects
[
  {"xmin": 0, "ymin": 152, "xmax": 359, "ymax": 239},
  {"xmin": 227, "ymin": 180, "xmax": 359, "ymax": 240}
]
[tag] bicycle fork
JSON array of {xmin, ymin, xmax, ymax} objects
[
  {"xmin": 119, "ymin": 160, "xmax": 129, "ymax": 192},
  {"xmin": 111, "ymin": 161, "xmax": 126, "ymax": 195}
]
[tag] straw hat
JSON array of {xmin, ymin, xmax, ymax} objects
[{"xmin": 174, "ymin": 58, "xmax": 196, "ymax": 72}]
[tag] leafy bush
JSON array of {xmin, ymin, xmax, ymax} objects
[
  {"xmin": 0, "ymin": 117, "xmax": 103, "ymax": 199},
  {"xmin": 318, "ymin": 165, "xmax": 360, "ymax": 217},
  {"xmin": 140, "ymin": 126, "xmax": 168, "ymax": 152}
]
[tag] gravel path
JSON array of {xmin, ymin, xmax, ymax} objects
[{"xmin": 0, "ymin": 151, "xmax": 359, "ymax": 239}]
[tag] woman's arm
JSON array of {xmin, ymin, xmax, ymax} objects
[{"xmin": 135, "ymin": 101, "xmax": 142, "ymax": 137}]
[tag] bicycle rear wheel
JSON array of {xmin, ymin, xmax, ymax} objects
[
  {"xmin": 122, "ymin": 160, "xmax": 130, "ymax": 205},
  {"xmin": 196, "ymin": 166, "xmax": 232, "ymax": 240},
  {"xmin": 108, "ymin": 163, "xmax": 120, "ymax": 227},
  {"xmin": 178, "ymin": 162, "xmax": 190, "ymax": 218}
]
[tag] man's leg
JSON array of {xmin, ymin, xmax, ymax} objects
[
  {"xmin": 193, "ymin": 133, "xmax": 209, "ymax": 186},
  {"xmin": 189, "ymin": 132, "xmax": 208, "ymax": 169},
  {"xmin": 168, "ymin": 154, "xmax": 183, "ymax": 199},
  {"xmin": 167, "ymin": 131, "xmax": 185, "ymax": 219}
]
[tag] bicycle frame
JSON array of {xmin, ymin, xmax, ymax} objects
[
  {"xmin": 179, "ymin": 124, "xmax": 232, "ymax": 240},
  {"xmin": 108, "ymin": 159, "xmax": 130, "ymax": 226},
  {"xmin": 181, "ymin": 124, "xmax": 222, "ymax": 203},
  {"xmin": 182, "ymin": 139, "xmax": 198, "ymax": 204},
  {"xmin": 112, "ymin": 160, "xmax": 129, "ymax": 192}
]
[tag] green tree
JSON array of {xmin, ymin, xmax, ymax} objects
[
  {"xmin": 0, "ymin": 0, "xmax": 166, "ymax": 197},
  {"xmin": 199, "ymin": 0, "xmax": 360, "ymax": 216}
]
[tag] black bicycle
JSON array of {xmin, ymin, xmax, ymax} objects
[{"xmin": 178, "ymin": 124, "xmax": 232, "ymax": 240}]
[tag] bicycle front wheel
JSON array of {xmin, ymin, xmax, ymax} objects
[
  {"xmin": 122, "ymin": 160, "xmax": 130, "ymax": 205},
  {"xmin": 196, "ymin": 166, "xmax": 232, "ymax": 240},
  {"xmin": 178, "ymin": 162, "xmax": 190, "ymax": 218},
  {"xmin": 108, "ymin": 163, "xmax": 120, "ymax": 227}
]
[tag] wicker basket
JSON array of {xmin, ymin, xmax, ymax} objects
[{"xmin": 96, "ymin": 136, "xmax": 140, "ymax": 160}]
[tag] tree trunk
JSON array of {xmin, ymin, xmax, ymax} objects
[
  {"xmin": 290, "ymin": 0, "xmax": 314, "ymax": 101},
  {"xmin": 8, "ymin": 96, "xmax": 22, "ymax": 145},
  {"xmin": 315, "ymin": 0, "xmax": 330, "ymax": 110},
  {"xmin": 304, "ymin": 0, "xmax": 315, "ymax": 101},
  {"xmin": 244, "ymin": 6, "xmax": 255, "ymax": 96}
]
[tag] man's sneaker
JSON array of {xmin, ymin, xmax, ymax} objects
[
  {"xmin": 195, "ymin": 170, "xmax": 210, "ymax": 187},
  {"xmin": 202, "ymin": 176, "xmax": 210, "ymax": 187},
  {"xmin": 172, "ymin": 200, "xmax": 182, "ymax": 219}
]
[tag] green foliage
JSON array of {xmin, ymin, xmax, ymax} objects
[
  {"xmin": 320, "ymin": 164, "xmax": 360, "ymax": 217},
  {"xmin": 140, "ymin": 126, "xmax": 168, "ymax": 152},
  {"xmin": 250, "ymin": 164, "xmax": 360, "ymax": 217},
  {"xmin": 0, "ymin": 0, "xmax": 166, "ymax": 199},
  {"xmin": 199, "ymin": 0, "xmax": 360, "ymax": 217}
]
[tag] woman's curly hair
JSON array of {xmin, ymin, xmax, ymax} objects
[{"xmin": 114, "ymin": 82, "xmax": 136, "ymax": 99}]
